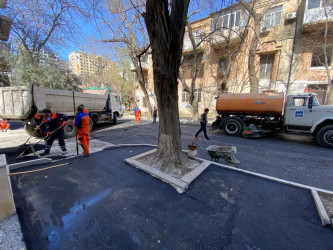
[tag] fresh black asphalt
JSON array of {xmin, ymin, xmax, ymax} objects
[{"xmin": 10, "ymin": 146, "xmax": 333, "ymax": 249}]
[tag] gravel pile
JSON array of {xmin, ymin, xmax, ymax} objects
[{"xmin": 0, "ymin": 214, "xmax": 26, "ymax": 250}]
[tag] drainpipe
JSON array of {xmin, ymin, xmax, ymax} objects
[{"xmin": 286, "ymin": 0, "xmax": 301, "ymax": 96}]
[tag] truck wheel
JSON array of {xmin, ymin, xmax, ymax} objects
[
  {"xmin": 222, "ymin": 118, "xmax": 243, "ymax": 136},
  {"xmin": 64, "ymin": 120, "xmax": 76, "ymax": 138},
  {"xmin": 113, "ymin": 112, "xmax": 117, "ymax": 124},
  {"xmin": 24, "ymin": 124, "xmax": 42, "ymax": 138},
  {"xmin": 316, "ymin": 125, "xmax": 333, "ymax": 149}
]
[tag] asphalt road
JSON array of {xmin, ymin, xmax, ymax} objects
[
  {"xmin": 11, "ymin": 146, "xmax": 333, "ymax": 249},
  {"xmin": 91, "ymin": 119, "xmax": 333, "ymax": 191}
]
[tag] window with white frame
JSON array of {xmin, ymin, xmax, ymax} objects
[
  {"xmin": 213, "ymin": 10, "xmax": 242, "ymax": 31},
  {"xmin": 259, "ymin": 54, "xmax": 275, "ymax": 79},
  {"xmin": 182, "ymin": 89, "xmax": 201, "ymax": 103},
  {"xmin": 311, "ymin": 45, "xmax": 333, "ymax": 67},
  {"xmin": 262, "ymin": 6, "xmax": 283, "ymax": 28},
  {"xmin": 307, "ymin": 0, "xmax": 333, "ymax": 10}
]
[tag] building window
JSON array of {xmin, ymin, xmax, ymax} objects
[
  {"xmin": 141, "ymin": 55, "xmax": 148, "ymax": 63},
  {"xmin": 307, "ymin": 0, "xmax": 333, "ymax": 10},
  {"xmin": 262, "ymin": 6, "xmax": 283, "ymax": 28},
  {"xmin": 182, "ymin": 89, "xmax": 201, "ymax": 103},
  {"xmin": 213, "ymin": 10, "xmax": 242, "ymax": 31},
  {"xmin": 311, "ymin": 45, "xmax": 333, "ymax": 67},
  {"xmin": 194, "ymin": 89, "xmax": 202, "ymax": 103},
  {"xmin": 182, "ymin": 63, "xmax": 204, "ymax": 78},
  {"xmin": 219, "ymin": 59, "xmax": 229, "ymax": 76},
  {"xmin": 182, "ymin": 89, "xmax": 189, "ymax": 103},
  {"xmin": 259, "ymin": 54, "xmax": 275, "ymax": 79}
]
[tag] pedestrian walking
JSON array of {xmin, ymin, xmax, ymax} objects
[
  {"xmin": 134, "ymin": 107, "xmax": 141, "ymax": 123},
  {"xmin": 75, "ymin": 105, "xmax": 90, "ymax": 157},
  {"xmin": 152, "ymin": 106, "xmax": 158, "ymax": 124},
  {"xmin": 195, "ymin": 108, "xmax": 210, "ymax": 140},
  {"xmin": 39, "ymin": 109, "xmax": 68, "ymax": 156}
]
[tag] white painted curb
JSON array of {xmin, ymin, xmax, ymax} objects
[{"xmin": 311, "ymin": 189, "xmax": 332, "ymax": 226}]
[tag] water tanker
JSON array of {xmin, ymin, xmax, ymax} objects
[
  {"xmin": 216, "ymin": 92, "xmax": 284, "ymax": 116},
  {"xmin": 212, "ymin": 91, "xmax": 333, "ymax": 149}
]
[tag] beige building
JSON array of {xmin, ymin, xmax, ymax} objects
[
  {"xmin": 133, "ymin": 0, "xmax": 333, "ymax": 116},
  {"xmin": 69, "ymin": 51, "xmax": 118, "ymax": 80}
]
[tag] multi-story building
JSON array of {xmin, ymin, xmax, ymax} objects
[
  {"xmin": 68, "ymin": 51, "xmax": 118, "ymax": 80},
  {"xmin": 133, "ymin": 0, "xmax": 333, "ymax": 116},
  {"xmin": 38, "ymin": 49, "xmax": 68, "ymax": 72}
]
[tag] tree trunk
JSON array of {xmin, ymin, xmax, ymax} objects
[
  {"xmin": 248, "ymin": 20, "xmax": 260, "ymax": 93},
  {"xmin": 144, "ymin": 0, "xmax": 189, "ymax": 166}
]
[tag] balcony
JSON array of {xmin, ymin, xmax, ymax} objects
[
  {"xmin": 210, "ymin": 27, "xmax": 245, "ymax": 46},
  {"xmin": 130, "ymin": 61, "xmax": 149, "ymax": 72},
  {"xmin": 183, "ymin": 38, "xmax": 205, "ymax": 53},
  {"xmin": 303, "ymin": 6, "xmax": 333, "ymax": 29}
]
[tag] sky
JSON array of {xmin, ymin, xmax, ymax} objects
[{"xmin": 25, "ymin": 0, "xmax": 236, "ymax": 62}]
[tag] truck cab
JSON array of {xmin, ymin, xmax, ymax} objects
[{"xmin": 284, "ymin": 93, "xmax": 333, "ymax": 148}]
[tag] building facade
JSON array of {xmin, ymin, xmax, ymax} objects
[
  {"xmin": 68, "ymin": 51, "xmax": 118, "ymax": 80},
  {"xmin": 133, "ymin": 0, "xmax": 333, "ymax": 116}
]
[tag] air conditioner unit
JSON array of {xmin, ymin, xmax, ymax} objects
[
  {"xmin": 286, "ymin": 12, "xmax": 297, "ymax": 20},
  {"xmin": 260, "ymin": 26, "xmax": 270, "ymax": 33}
]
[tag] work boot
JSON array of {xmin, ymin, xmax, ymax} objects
[{"xmin": 39, "ymin": 151, "xmax": 50, "ymax": 157}]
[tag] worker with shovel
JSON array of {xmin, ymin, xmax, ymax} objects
[
  {"xmin": 75, "ymin": 105, "xmax": 90, "ymax": 157},
  {"xmin": 40, "ymin": 109, "xmax": 68, "ymax": 156}
]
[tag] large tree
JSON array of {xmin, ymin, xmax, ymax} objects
[
  {"xmin": 98, "ymin": 0, "xmax": 153, "ymax": 114},
  {"xmin": 143, "ymin": 0, "xmax": 190, "ymax": 166}
]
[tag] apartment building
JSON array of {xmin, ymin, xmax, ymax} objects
[
  {"xmin": 133, "ymin": 0, "xmax": 333, "ymax": 116},
  {"xmin": 68, "ymin": 51, "xmax": 118, "ymax": 80}
]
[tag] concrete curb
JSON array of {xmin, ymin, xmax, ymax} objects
[
  {"xmin": 124, "ymin": 148, "xmax": 211, "ymax": 193},
  {"xmin": 311, "ymin": 189, "xmax": 332, "ymax": 226},
  {"xmin": 8, "ymin": 158, "xmax": 53, "ymax": 171},
  {"xmin": 209, "ymin": 160, "xmax": 333, "ymax": 195}
]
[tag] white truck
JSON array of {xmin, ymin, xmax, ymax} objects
[
  {"xmin": 213, "ymin": 92, "xmax": 333, "ymax": 148},
  {"xmin": 0, "ymin": 84, "xmax": 123, "ymax": 138}
]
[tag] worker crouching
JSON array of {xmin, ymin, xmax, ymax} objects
[{"xmin": 75, "ymin": 106, "xmax": 90, "ymax": 157}]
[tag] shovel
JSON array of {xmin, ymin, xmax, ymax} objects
[
  {"xmin": 21, "ymin": 121, "xmax": 45, "ymax": 147},
  {"xmin": 18, "ymin": 124, "xmax": 65, "ymax": 158}
]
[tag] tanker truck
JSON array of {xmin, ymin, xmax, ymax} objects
[
  {"xmin": 0, "ymin": 84, "xmax": 123, "ymax": 138},
  {"xmin": 212, "ymin": 91, "xmax": 333, "ymax": 148}
]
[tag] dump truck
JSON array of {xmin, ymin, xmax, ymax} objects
[
  {"xmin": 212, "ymin": 91, "xmax": 333, "ymax": 148},
  {"xmin": 0, "ymin": 85, "xmax": 123, "ymax": 138}
]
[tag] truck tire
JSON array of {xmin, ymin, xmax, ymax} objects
[
  {"xmin": 222, "ymin": 118, "xmax": 243, "ymax": 136},
  {"xmin": 113, "ymin": 112, "xmax": 117, "ymax": 124},
  {"xmin": 24, "ymin": 124, "xmax": 42, "ymax": 138},
  {"xmin": 64, "ymin": 120, "xmax": 76, "ymax": 138},
  {"xmin": 316, "ymin": 125, "xmax": 333, "ymax": 149}
]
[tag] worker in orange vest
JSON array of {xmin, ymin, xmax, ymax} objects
[
  {"xmin": 40, "ymin": 109, "xmax": 68, "ymax": 156},
  {"xmin": 134, "ymin": 107, "xmax": 141, "ymax": 124},
  {"xmin": 75, "ymin": 105, "xmax": 90, "ymax": 156},
  {"xmin": 79, "ymin": 104, "xmax": 89, "ymax": 114},
  {"xmin": 0, "ymin": 119, "xmax": 9, "ymax": 131}
]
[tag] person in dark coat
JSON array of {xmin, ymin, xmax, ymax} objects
[
  {"xmin": 195, "ymin": 108, "xmax": 210, "ymax": 140},
  {"xmin": 39, "ymin": 109, "xmax": 68, "ymax": 156}
]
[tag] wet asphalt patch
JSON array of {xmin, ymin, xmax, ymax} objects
[{"xmin": 10, "ymin": 146, "xmax": 333, "ymax": 249}]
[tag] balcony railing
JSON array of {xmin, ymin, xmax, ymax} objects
[
  {"xmin": 303, "ymin": 6, "xmax": 333, "ymax": 26},
  {"xmin": 183, "ymin": 39, "xmax": 204, "ymax": 52},
  {"xmin": 210, "ymin": 27, "xmax": 245, "ymax": 45}
]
